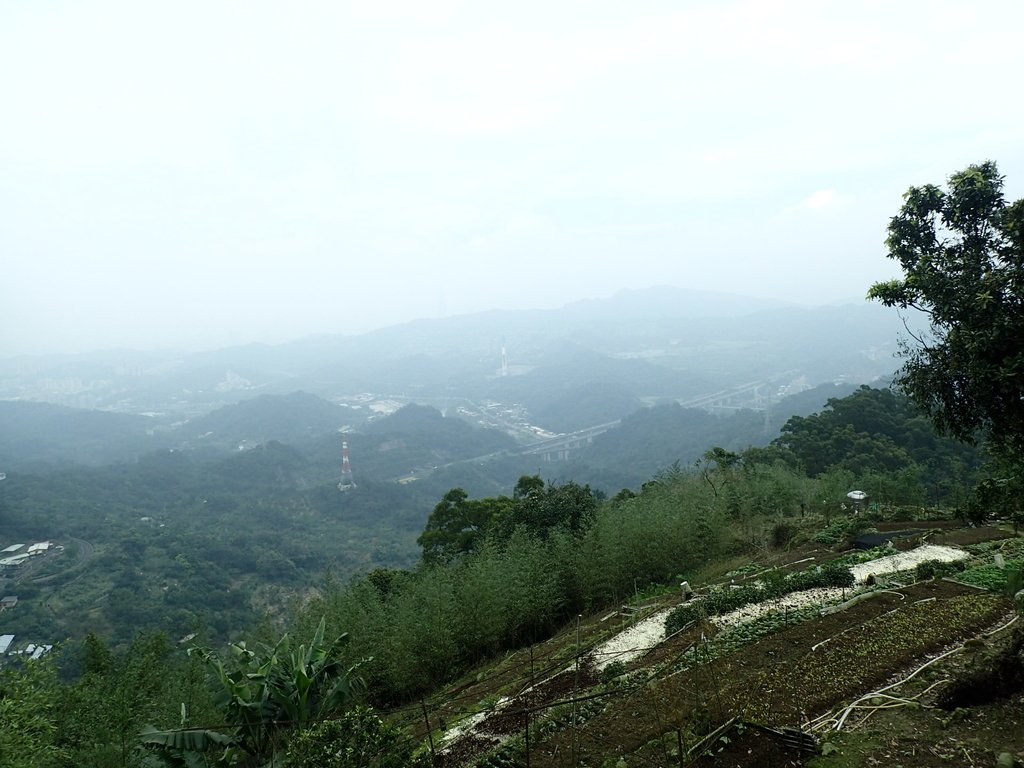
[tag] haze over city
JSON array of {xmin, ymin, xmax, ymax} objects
[{"xmin": 2, "ymin": 0, "xmax": 1022, "ymax": 356}]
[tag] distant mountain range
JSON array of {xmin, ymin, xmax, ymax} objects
[
  {"xmin": 0, "ymin": 379, "xmax": 859, "ymax": 489},
  {"xmin": 0, "ymin": 286, "xmax": 914, "ymax": 479}
]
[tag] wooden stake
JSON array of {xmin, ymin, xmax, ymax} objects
[
  {"xmin": 525, "ymin": 708, "xmax": 531, "ymax": 768},
  {"xmin": 420, "ymin": 698, "xmax": 435, "ymax": 761}
]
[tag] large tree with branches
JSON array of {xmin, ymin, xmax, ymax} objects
[{"xmin": 869, "ymin": 161, "xmax": 1024, "ymax": 462}]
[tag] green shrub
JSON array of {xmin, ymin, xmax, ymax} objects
[
  {"xmin": 285, "ymin": 706, "xmax": 429, "ymax": 768},
  {"xmin": 599, "ymin": 660, "xmax": 627, "ymax": 684},
  {"xmin": 819, "ymin": 560, "xmax": 857, "ymax": 588},
  {"xmin": 771, "ymin": 521, "xmax": 798, "ymax": 548},
  {"xmin": 813, "ymin": 522, "xmax": 852, "ymax": 548},
  {"xmin": 915, "ymin": 559, "xmax": 967, "ymax": 580}
]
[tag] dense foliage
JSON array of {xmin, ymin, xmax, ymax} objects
[
  {"xmin": 293, "ymin": 459, "xmax": 881, "ymax": 704},
  {"xmin": 142, "ymin": 619, "xmax": 365, "ymax": 767},
  {"xmin": 298, "ymin": 469, "xmax": 726, "ymax": 702},
  {"xmin": 771, "ymin": 385, "xmax": 982, "ymax": 505},
  {"xmin": 1, "ymin": 376, "xmax": 1016, "ymax": 765},
  {"xmin": 869, "ymin": 161, "xmax": 1024, "ymax": 462},
  {"xmin": 0, "ymin": 448, "xmax": 437, "ymax": 650},
  {"xmin": 284, "ymin": 707, "xmax": 429, "ymax": 768},
  {"xmin": 0, "ymin": 632, "xmax": 215, "ymax": 768}
]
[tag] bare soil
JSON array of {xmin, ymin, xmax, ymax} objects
[
  {"xmin": 690, "ymin": 725, "xmax": 807, "ymax": 768},
  {"xmin": 417, "ymin": 527, "xmax": 1023, "ymax": 767},
  {"xmin": 527, "ymin": 581, "xmax": 1011, "ymax": 767}
]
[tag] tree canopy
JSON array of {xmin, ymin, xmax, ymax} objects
[
  {"xmin": 868, "ymin": 161, "xmax": 1024, "ymax": 461},
  {"xmin": 415, "ymin": 476, "xmax": 601, "ymax": 562}
]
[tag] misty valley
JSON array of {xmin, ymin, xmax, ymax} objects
[
  {"xmin": 1, "ymin": 284, "xmax": 1023, "ymax": 767},
  {"xmin": 0, "ymin": 291, "xmax": 903, "ymax": 644},
  {"xmin": 4, "ymin": 0, "xmax": 1023, "ymax": 760}
]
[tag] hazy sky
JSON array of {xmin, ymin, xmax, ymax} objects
[{"xmin": 3, "ymin": 1, "xmax": 1023, "ymax": 356}]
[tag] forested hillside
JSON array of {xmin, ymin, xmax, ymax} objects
[
  {"xmin": 0, "ymin": 387, "xmax": 987, "ymax": 651},
  {"xmin": 2, "ymin": 379, "xmax": 1019, "ymax": 767},
  {"xmin": 0, "ymin": 400, "xmax": 162, "ymax": 468}
]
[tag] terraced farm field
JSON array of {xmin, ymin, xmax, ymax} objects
[{"xmin": 412, "ymin": 534, "xmax": 1023, "ymax": 768}]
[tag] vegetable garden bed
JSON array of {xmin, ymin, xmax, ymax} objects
[{"xmin": 527, "ymin": 580, "xmax": 1012, "ymax": 767}]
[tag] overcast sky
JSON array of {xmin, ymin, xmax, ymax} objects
[{"xmin": 2, "ymin": 0, "xmax": 1022, "ymax": 356}]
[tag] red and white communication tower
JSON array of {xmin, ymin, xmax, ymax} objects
[{"xmin": 338, "ymin": 436, "xmax": 356, "ymax": 491}]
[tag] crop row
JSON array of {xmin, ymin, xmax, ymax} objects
[
  {"xmin": 670, "ymin": 605, "xmax": 822, "ymax": 674},
  {"xmin": 956, "ymin": 559, "xmax": 1024, "ymax": 591},
  {"xmin": 664, "ymin": 562, "xmax": 854, "ymax": 634},
  {"xmin": 739, "ymin": 592, "xmax": 1006, "ymax": 722}
]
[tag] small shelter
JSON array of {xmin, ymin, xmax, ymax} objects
[{"xmin": 846, "ymin": 489, "xmax": 869, "ymax": 514}]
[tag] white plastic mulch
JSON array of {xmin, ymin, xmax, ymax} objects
[
  {"xmin": 437, "ymin": 696, "xmax": 511, "ymax": 753},
  {"xmin": 849, "ymin": 543, "xmax": 969, "ymax": 583},
  {"xmin": 591, "ymin": 607, "xmax": 675, "ymax": 671},
  {"xmin": 438, "ymin": 710, "xmax": 489, "ymax": 746},
  {"xmin": 712, "ymin": 587, "xmax": 847, "ymax": 628},
  {"xmin": 711, "ymin": 543, "xmax": 972, "ymax": 629}
]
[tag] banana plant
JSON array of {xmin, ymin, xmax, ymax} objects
[{"xmin": 141, "ymin": 618, "xmax": 367, "ymax": 767}]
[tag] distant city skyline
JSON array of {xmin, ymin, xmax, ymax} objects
[{"xmin": 2, "ymin": 1, "xmax": 1022, "ymax": 356}]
